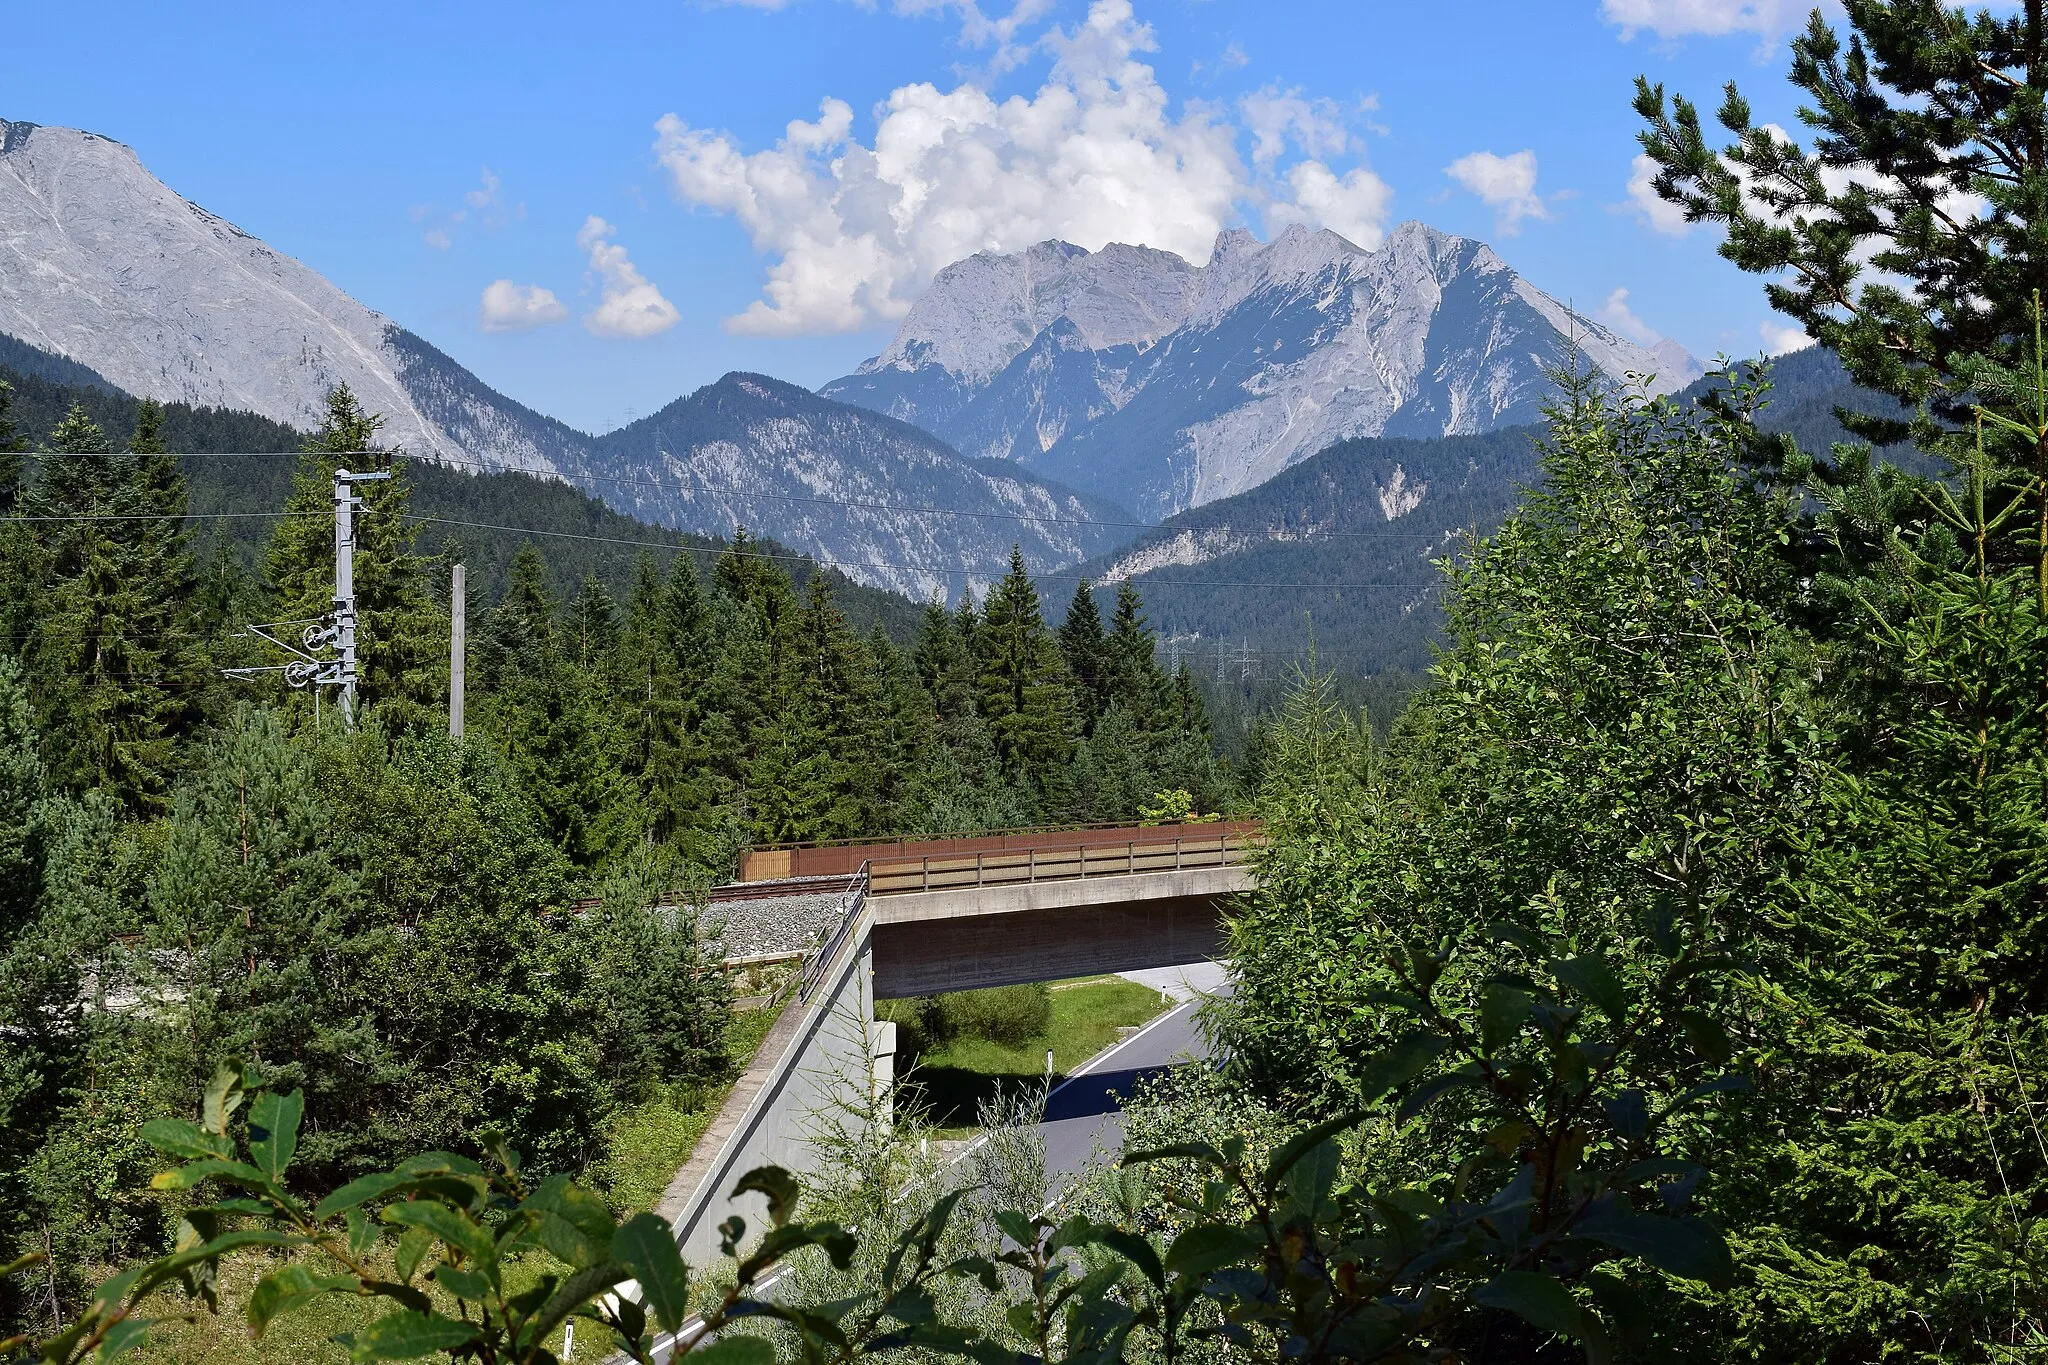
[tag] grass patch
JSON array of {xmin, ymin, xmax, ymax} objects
[
  {"xmin": 890, "ymin": 976, "xmax": 1173, "ymax": 1129},
  {"xmin": 592, "ymin": 997, "xmax": 788, "ymax": 1213}
]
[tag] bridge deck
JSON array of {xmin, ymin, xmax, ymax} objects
[{"xmin": 740, "ymin": 820, "xmax": 1260, "ymax": 889}]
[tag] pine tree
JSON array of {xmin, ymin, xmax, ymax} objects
[
  {"xmin": 1105, "ymin": 581, "xmax": 1169, "ymax": 729},
  {"xmin": 976, "ymin": 548, "xmax": 1074, "ymax": 795},
  {"xmin": 144, "ymin": 709, "xmax": 370, "ymax": 1148},
  {"xmin": 1058, "ymin": 579, "xmax": 1110, "ymax": 735},
  {"xmin": 20, "ymin": 404, "xmax": 189, "ymax": 807},
  {"xmin": 263, "ymin": 386, "xmax": 441, "ymax": 718}
]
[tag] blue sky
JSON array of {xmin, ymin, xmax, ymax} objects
[{"xmin": 9, "ymin": 0, "xmax": 1835, "ymax": 433}]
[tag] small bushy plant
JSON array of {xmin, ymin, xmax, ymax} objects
[{"xmin": 926, "ymin": 984, "xmax": 1052, "ymax": 1048}]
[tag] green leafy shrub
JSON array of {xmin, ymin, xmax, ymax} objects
[{"xmin": 925, "ymin": 984, "xmax": 1051, "ymax": 1048}]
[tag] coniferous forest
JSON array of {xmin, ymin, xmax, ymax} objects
[{"xmin": 11, "ymin": 6, "xmax": 2048, "ymax": 1365}]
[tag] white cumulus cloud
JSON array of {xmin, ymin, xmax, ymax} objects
[
  {"xmin": 1623, "ymin": 152, "xmax": 1692, "ymax": 235},
  {"xmin": 577, "ymin": 217, "xmax": 681, "ymax": 339},
  {"xmin": 1602, "ymin": 0, "xmax": 1831, "ymax": 40},
  {"xmin": 479, "ymin": 280, "xmax": 568, "ymax": 333},
  {"xmin": 1760, "ymin": 318, "xmax": 1813, "ymax": 354},
  {"xmin": 1444, "ymin": 149, "xmax": 1550, "ymax": 235},
  {"xmin": 1267, "ymin": 161, "xmax": 1393, "ymax": 250},
  {"xmin": 1600, "ymin": 287, "xmax": 1659, "ymax": 345},
  {"xmin": 653, "ymin": 0, "xmax": 1386, "ymax": 335}
]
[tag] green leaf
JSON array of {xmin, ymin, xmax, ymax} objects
[
  {"xmin": 1398, "ymin": 1069, "xmax": 1481, "ymax": 1123},
  {"xmin": 526, "ymin": 1176, "xmax": 619, "ymax": 1269},
  {"xmin": 1475, "ymin": 1271, "xmax": 1583, "ymax": 1340},
  {"xmin": 1550, "ymin": 956, "xmax": 1628, "ymax": 1023},
  {"xmin": 1162, "ymin": 1224, "xmax": 1261, "ymax": 1278},
  {"xmin": 96, "ymin": 1316, "xmax": 153, "ymax": 1361},
  {"xmin": 1600, "ymin": 1089, "xmax": 1649, "ymax": 1141},
  {"xmin": 247, "ymin": 1090, "xmax": 304, "ymax": 1182},
  {"xmin": 692, "ymin": 1336, "xmax": 776, "ymax": 1365},
  {"xmin": 1488, "ymin": 922, "xmax": 1545, "ymax": 955},
  {"xmin": 1679, "ymin": 1012, "xmax": 1733, "ymax": 1065},
  {"xmin": 1359, "ymin": 1033, "xmax": 1448, "ymax": 1103},
  {"xmin": 1284, "ymin": 1139, "xmax": 1342, "ymax": 1219},
  {"xmin": 1261, "ymin": 1110, "xmax": 1367, "ymax": 1188},
  {"xmin": 1122, "ymin": 1140, "xmax": 1226, "ymax": 1169},
  {"xmin": 380, "ymin": 1201, "xmax": 493, "ymax": 1263},
  {"xmin": 611, "ymin": 1212, "xmax": 690, "ymax": 1336},
  {"xmin": 1575, "ymin": 1204, "xmax": 1733, "ymax": 1289},
  {"xmin": 248, "ymin": 1264, "xmax": 357, "ymax": 1336},
  {"xmin": 149, "ymin": 1159, "xmax": 275, "ymax": 1194},
  {"xmin": 1086, "ymin": 1227, "xmax": 1163, "ymax": 1291},
  {"xmin": 312, "ymin": 1174, "xmax": 427, "ymax": 1222},
  {"xmin": 139, "ymin": 1119, "xmax": 232, "ymax": 1161},
  {"xmin": 393, "ymin": 1228, "xmax": 433, "ymax": 1284},
  {"xmin": 346, "ymin": 1309, "xmax": 482, "ymax": 1362},
  {"xmin": 731, "ymin": 1166, "xmax": 800, "ymax": 1226},
  {"xmin": 433, "ymin": 1263, "xmax": 494, "ymax": 1301},
  {"xmin": 202, "ymin": 1064, "xmax": 244, "ymax": 1138},
  {"xmin": 1479, "ymin": 983, "xmax": 1534, "ymax": 1054}
]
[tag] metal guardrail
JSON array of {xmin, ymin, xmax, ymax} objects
[
  {"xmin": 867, "ymin": 830, "xmax": 1255, "ymax": 896},
  {"xmin": 798, "ymin": 863, "xmax": 871, "ymax": 1003}
]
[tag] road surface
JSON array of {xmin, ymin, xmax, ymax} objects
[{"xmin": 1040, "ymin": 963, "xmax": 1229, "ymax": 1192}]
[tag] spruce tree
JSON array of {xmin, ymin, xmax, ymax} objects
[
  {"xmin": 0, "ymin": 377, "xmax": 24, "ymax": 513},
  {"xmin": 1058, "ymin": 579, "xmax": 1110, "ymax": 734},
  {"xmin": 1105, "ymin": 580, "xmax": 1170, "ymax": 729},
  {"xmin": 20, "ymin": 404, "xmax": 189, "ymax": 807},
  {"xmin": 976, "ymin": 548, "xmax": 1074, "ymax": 795}
]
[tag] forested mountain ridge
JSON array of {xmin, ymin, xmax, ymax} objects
[
  {"xmin": 585, "ymin": 371, "xmax": 1137, "ymax": 603},
  {"xmin": 1074, "ymin": 343, "xmax": 1936, "ymax": 680},
  {"xmin": 824, "ymin": 222, "xmax": 1701, "ymax": 520},
  {"xmin": 0, "ymin": 341, "xmax": 928, "ymax": 638},
  {"xmin": 1073, "ymin": 424, "xmax": 1544, "ymax": 677}
]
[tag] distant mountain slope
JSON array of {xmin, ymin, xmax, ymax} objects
[
  {"xmin": 0, "ymin": 340, "xmax": 927, "ymax": 641},
  {"xmin": 0, "ymin": 118, "xmax": 569, "ymax": 476},
  {"xmin": 826, "ymin": 223, "xmax": 1702, "ymax": 520},
  {"xmin": 1076, "ymin": 424, "xmax": 1544, "ymax": 676},
  {"xmin": 586, "ymin": 372, "xmax": 1136, "ymax": 602},
  {"xmin": 1684, "ymin": 343, "xmax": 1925, "ymax": 463},
  {"xmin": 1090, "ymin": 345, "xmax": 1935, "ymax": 679}
]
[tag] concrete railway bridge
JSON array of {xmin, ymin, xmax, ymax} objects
[{"xmin": 660, "ymin": 820, "xmax": 1259, "ymax": 1261}]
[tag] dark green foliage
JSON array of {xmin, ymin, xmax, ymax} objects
[
  {"xmin": 14, "ymin": 403, "xmax": 195, "ymax": 809},
  {"xmin": 1073, "ymin": 424, "xmax": 1544, "ymax": 677},
  {"xmin": 2, "ymin": 896, "xmax": 1742, "ymax": 1364},
  {"xmin": 1634, "ymin": 0, "xmax": 2041, "ymax": 461},
  {"xmin": 923, "ymin": 983, "xmax": 1053, "ymax": 1048}
]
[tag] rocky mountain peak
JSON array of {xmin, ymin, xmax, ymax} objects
[{"xmin": 824, "ymin": 221, "xmax": 1706, "ymax": 520}]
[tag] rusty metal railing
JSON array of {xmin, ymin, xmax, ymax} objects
[{"xmin": 866, "ymin": 829, "xmax": 1255, "ymax": 896}]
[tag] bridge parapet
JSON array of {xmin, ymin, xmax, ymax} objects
[
  {"xmin": 868, "ymin": 828, "xmax": 1256, "ymax": 895},
  {"xmin": 740, "ymin": 819, "xmax": 1261, "ymax": 883}
]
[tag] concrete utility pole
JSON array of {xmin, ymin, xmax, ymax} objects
[
  {"xmin": 449, "ymin": 563, "xmax": 466, "ymax": 739},
  {"xmin": 331, "ymin": 468, "xmax": 391, "ymax": 728},
  {"xmin": 221, "ymin": 462, "xmax": 390, "ymax": 728}
]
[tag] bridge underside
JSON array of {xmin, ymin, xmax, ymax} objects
[{"xmin": 869, "ymin": 867, "xmax": 1243, "ymax": 997}]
